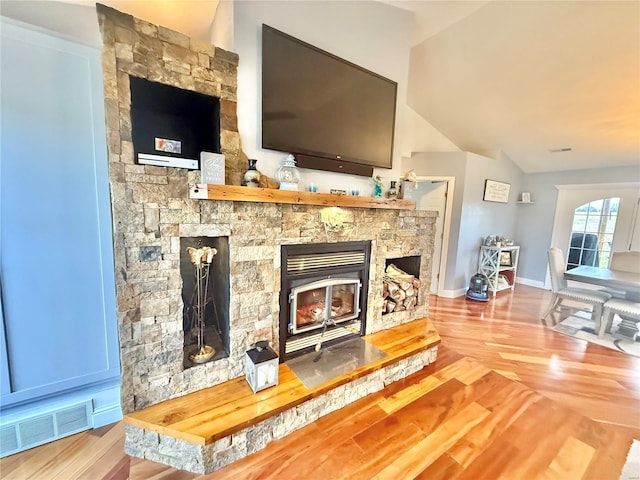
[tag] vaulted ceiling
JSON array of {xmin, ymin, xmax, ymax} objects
[{"xmin": 393, "ymin": 0, "xmax": 640, "ymax": 173}]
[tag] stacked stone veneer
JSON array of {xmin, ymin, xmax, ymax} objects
[
  {"xmin": 125, "ymin": 346, "xmax": 438, "ymax": 474},
  {"xmin": 97, "ymin": 4, "xmax": 437, "ymax": 417}
]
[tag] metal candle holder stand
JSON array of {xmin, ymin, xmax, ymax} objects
[{"xmin": 187, "ymin": 246, "xmax": 217, "ymax": 364}]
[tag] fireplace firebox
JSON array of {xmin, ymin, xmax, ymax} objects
[{"xmin": 280, "ymin": 241, "xmax": 371, "ymax": 360}]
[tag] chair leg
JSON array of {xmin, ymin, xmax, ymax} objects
[
  {"xmin": 598, "ymin": 308, "xmax": 612, "ymax": 338},
  {"xmin": 543, "ymin": 293, "xmax": 561, "ymax": 318},
  {"xmin": 592, "ymin": 304, "xmax": 604, "ymax": 336}
]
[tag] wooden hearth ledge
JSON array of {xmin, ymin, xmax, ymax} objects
[
  {"xmin": 190, "ymin": 184, "xmax": 417, "ymax": 210},
  {"xmin": 125, "ymin": 317, "xmax": 439, "ymax": 446}
]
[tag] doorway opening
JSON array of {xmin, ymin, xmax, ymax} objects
[{"xmin": 413, "ymin": 176, "xmax": 455, "ymax": 297}]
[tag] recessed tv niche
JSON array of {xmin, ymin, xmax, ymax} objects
[
  {"xmin": 261, "ymin": 25, "xmax": 397, "ymax": 177},
  {"xmin": 130, "ymin": 77, "xmax": 220, "ymax": 169}
]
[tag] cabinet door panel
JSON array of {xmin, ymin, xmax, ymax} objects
[{"xmin": 0, "ymin": 21, "xmax": 119, "ymax": 400}]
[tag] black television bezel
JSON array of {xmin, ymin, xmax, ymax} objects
[{"xmin": 261, "ymin": 24, "xmax": 397, "ymax": 177}]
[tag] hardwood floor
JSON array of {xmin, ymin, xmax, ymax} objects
[{"xmin": 1, "ymin": 285, "xmax": 638, "ymax": 479}]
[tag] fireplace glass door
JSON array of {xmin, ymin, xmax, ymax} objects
[{"xmin": 290, "ymin": 278, "xmax": 360, "ymax": 334}]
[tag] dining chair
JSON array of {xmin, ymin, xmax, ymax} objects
[
  {"xmin": 600, "ymin": 251, "xmax": 640, "ymax": 299},
  {"xmin": 544, "ymin": 248, "xmax": 612, "ymax": 330},
  {"xmin": 609, "ymin": 251, "xmax": 640, "ymax": 273},
  {"xmin": 600, "ymin": 298, "xmax": 640, "ymax": 339}
]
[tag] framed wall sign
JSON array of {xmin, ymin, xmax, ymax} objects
[{"xmin": 483, "ymin": 179, "xmax": 510, "ymax": 203}]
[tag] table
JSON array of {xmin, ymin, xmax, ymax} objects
[
  {"xmin": 564, "ymin": 266, "xmax": 640, "ymax": 301},
  {"xmin": 564, "ymin": 266, "xmax": 640, "ymax": 338}
]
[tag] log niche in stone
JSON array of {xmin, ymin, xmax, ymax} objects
[{"xmin": 382, "ymin": 264, "xmax": 420, "ymax": 315}]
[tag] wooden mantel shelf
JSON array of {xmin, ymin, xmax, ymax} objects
[{"xmin": 190, "ymin": 184, "xmax": 416, "ymax": 210}]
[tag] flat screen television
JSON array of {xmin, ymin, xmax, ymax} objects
[{"xmin": 261, "ymin": 25, "xmax": 397, "ymax": 177}]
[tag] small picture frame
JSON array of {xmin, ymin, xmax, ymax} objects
[
  {"xmin": 500, "ymin": 251, "xmax": 513, "ymax": 267},
  {"xmin": 200, "ymin": 152, "xmax": 225, "ymax": 185},
  {"xmin": 521, "ymin": 192, "xmax": 531, "ymax": 203}
]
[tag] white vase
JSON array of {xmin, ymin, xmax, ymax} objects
[{"xmin": 244, "ymin": 159, "xmax": 260, "ymax": 187}]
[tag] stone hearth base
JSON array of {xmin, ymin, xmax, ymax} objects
[
  {"xmin": 125, "ymin": 345, "xmax": 437, "ymax": 474},
  {"xmin": 123, "ymin": 317, "xmax": 440, "ymax": 474}
]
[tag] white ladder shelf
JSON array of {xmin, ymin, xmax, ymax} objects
[{"xmin": 478, "ymin": 245, "xmax": 520, "ymax": 296}]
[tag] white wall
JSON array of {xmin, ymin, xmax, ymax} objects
[
  {"xmin": 0, "ymin": 1, "xmax": 101, "ymax": 46},
  {"xmin": 403, "ymin": 151, "xmax": 524, "ymax": 294},
  {"xmin": 401, "ymin": 106, "xmax": 460, "ymax": 158},
  {"xmin": 458, "ymin": 153, "xmax": 523, "ymax": 288},
  {"xmin": 231, "ymin": 0, "xmax": 413, "ymax": 195},
  {"xmin": 210, "ymin": 0, "xmax": 233, "ymax": 50}
]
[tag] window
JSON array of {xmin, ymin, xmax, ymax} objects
[{"xmin": 567, "ymin": 198, "xmax": 619, "ymax": 269}]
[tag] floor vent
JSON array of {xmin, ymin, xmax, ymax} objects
[
  {"xmin": 19, "ymin": 415, "xmax": 55, "ymax": 448},
  {"xmin": 56, "ymin": 404, "xmax": 90, "ymax": 436},
  {"xmin": 0, "ymin": 426, "xmax": 19, "ymax": 456},
  {"xmin": 0, "ymin": 401, "xmax": 92, "ymax": 457}
]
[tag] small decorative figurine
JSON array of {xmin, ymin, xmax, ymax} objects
[
  {"xmin": 386, "ymin": 181, "xmax": 398, "ymax": 199},
  {"xmin": 399, "ymin": 169, "xmax": 418, "ymax": 199},
  {"xmin": 372, "ymin": 175, "xmax": 383, "ymax": 198}
]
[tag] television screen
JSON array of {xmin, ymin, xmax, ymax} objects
[{"xmin": 261, "ymin": 25, "xmax": 397, "ymax": 175}]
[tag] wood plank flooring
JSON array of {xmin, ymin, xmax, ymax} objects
[
  {"xmin": 429, "ymin": 285, "xmax": 640, "ymax": 435},
  {"xmin": 1, "ymin": 285, "xmax": 638, "ymax": 479}
]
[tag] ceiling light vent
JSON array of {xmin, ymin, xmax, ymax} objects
[{"xmin": 549, "ymin": 147, "xmax": 572, "ymax": 153}]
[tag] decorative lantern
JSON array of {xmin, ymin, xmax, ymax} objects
[
  {"xmin": 276, "ymin": 155, "xmax": 300, "ymax": 191},
  {"xmin": 245, "ymin": 340, "xmax": 279, "ymax": 393}
]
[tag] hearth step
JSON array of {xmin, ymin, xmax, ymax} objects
[{"xmin": 123, "ymin": 317, "xmax": 440, "ymax": 473}]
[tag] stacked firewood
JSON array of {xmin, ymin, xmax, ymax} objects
[{"xmin": 382, "ymin": 264, "xmax": 421, "ymax": 314}]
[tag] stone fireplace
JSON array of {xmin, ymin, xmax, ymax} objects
[{"xmin": 97, "ymin": 4, "xmax": 436, "ymax": 418}]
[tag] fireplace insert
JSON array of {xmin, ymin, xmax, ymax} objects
[
  {"xmin": 280, "ymin": 241, "xmax": 371, "ymax": 360},
  {"xmin": 290, "ymin": 277, "xmax": 361, "ymax": 334}
]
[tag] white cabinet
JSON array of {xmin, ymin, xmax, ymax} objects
[
  {"xmin": 0, "ymin": 18, "xmax": 121, "ymax": 456},
  {"xmin": 478, "ymin": 246, "xmax": 520, "ymax": 296}
]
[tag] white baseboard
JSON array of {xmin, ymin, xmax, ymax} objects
[
  {"xmin": 437, "ymin": 280, "xmax": 545, "ymax": 299},
  {"xmin": 91, "ymin": 383, "xmax": 122, "ymax": 427},
  {"xmin": 437, "ymin": 287, "xmax": 468, "ymax": 298},
  {"xmin": 92, "ymin": 403, "xmax": 123, "ymax": 428},
  {"xmin": 515, "ymin": 277, "xmax": 546, "ymax": 289}
]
